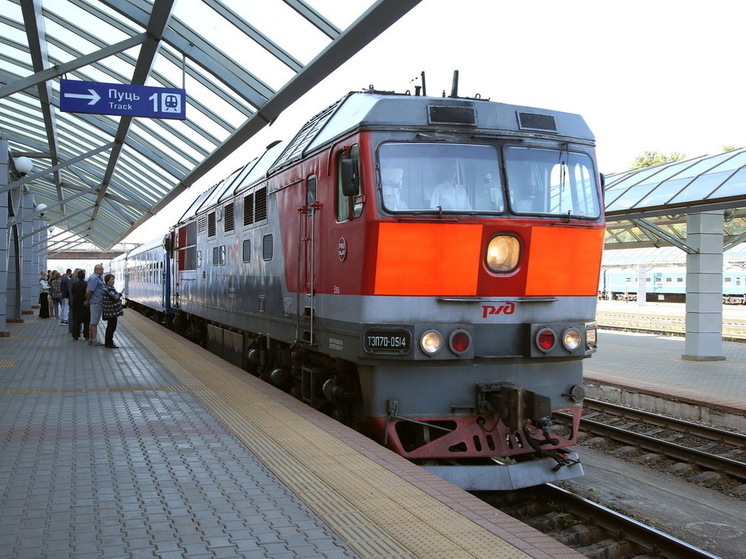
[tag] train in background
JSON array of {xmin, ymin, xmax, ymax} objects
[
  {"xmin": 111, "ymin": 77, "xmax": 605, "ymax": 491},
  {"xmin": 600, "ymin": 267, "xmax": 746, "ymax": 304}
]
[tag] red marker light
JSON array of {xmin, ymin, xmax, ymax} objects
[
  {"xmin": 449, "ymin": 330, "xmax": 471, "ymax": 354},
  {"xmin": 536, "ymin": 328, "xmax": 556, "ymax": 352}
]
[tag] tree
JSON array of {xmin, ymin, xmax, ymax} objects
[{"xmin": 631, "ymin": 151, "xmax": 686, "ymax": 169}]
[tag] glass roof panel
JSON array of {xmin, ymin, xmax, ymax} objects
[
  {"xmin": 667, "ymin": 171, "xmax": 730, "ymax": 204},
  {"xmin": 605, "ymin": 149, "xmax": 746, "ymax": 215},
  {"xmin": 0, "ymin": 1, "xmax": 431, "ymax": 248},
  {"xmin": 709, "ymin": 167, "xmax": 746, "ymax": 199},
  {"xmin": 633, "ymin": 178, "xmax": 691, "ymax": 209}
]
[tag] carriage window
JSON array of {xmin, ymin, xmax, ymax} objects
[
  {"xmin": 377, "ymin": 143, "xmax": 503, "ymax": 213},
  {"xmin": 504, "ymin": 146, "xmax": 601, "ymax": 218},
  {"xmin": 262, "ymin": 234, "xmax": 273, "ymax": 261},
  {"xmin": 306, "ymin": 176, "xmax": 316, "ymax": 215},
  {"xmin": 242, "ymin": 239, "xmax": 251, "ymax": 263}
]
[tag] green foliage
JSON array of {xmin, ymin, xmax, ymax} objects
[{"xmin": 631, "ymin": 151, "xmax": 686, "ymax": 169}]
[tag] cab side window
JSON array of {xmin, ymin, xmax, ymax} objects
[{"xmin": 337, "ymin": 144, "xmax": 363, "ymax": 221}]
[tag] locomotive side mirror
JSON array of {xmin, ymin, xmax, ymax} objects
[{"xmin": 341, "ymin": 158, "xmax": 359, "ymax": 197}]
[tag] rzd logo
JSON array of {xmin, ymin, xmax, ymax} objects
[{"xmin": 482, "ymin": 302, "xmax": 516, "ymax": 318}]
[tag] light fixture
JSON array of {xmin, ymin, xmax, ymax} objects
[{"xmin": 13, "ymin": 156, "xmax": 33, "ymax": 176}]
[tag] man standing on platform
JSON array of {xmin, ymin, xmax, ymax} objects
[
  {"xmin": 59, "ymin": 268, "xmax": 72, "ymax": 325},
  {"xmin": 84, "ymin": 263, "xmax": 105, "ymax": 346}
]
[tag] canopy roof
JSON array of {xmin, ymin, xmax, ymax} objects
[
  {"xmin": 603, "ymin": 148, "xmax": 746, "ymax": 252},
  {"xmin": 0, "ymin": 0, "xmax": 421, "ymax": 251}
]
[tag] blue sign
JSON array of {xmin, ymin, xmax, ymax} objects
[{"xmin": 60, "ymin": 79, "xmax": 186, "ymax": 119}]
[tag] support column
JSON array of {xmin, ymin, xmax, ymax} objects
[
  {"xmin": 636, "ymin": 263, "xmax": 647, "ymax": 305},
  {"xmin": 683, "ymin": 211, "xmax": 725, "ymax": 361},
  {"xmin": 23, "ymin": 199, "xmax": 39, "ymax": 316},
  {"xmin": 0, "ymin": 142, "xmax": 9, "ymax": 336}
]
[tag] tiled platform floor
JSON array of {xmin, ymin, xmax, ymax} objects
[{"xmin": 0, "ymin": 312, "xmax": 578, "ymax": 559}]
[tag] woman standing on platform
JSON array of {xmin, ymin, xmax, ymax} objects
[
  {"xmin": 101, "ymin": 274, "xmax": 124, "ymax": 349},
  {"xmin": 38, "ymin": 271, "xmax": 50, "ymax": 319},
  {"xmin": 50, "ymin": 270, "xmax": 62, "ymax": 319}
]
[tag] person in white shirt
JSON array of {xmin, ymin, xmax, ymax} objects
[{"xmin": 431, "ymin": 164, "xmax": 471, "ymax": 210}]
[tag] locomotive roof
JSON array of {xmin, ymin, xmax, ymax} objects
[
  {"xmin": 273, "ymin": 91, "xmax": 595, "ymax": 172},
  {"xmin": 181, "ymin": 90, "xmax": 595, "ymax": 221}
]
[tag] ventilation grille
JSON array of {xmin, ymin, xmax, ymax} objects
[
  {"xmin": 517, "ymin": 112, "xmax": 557, "ymax": 132},
  {"xmin": 224, "ymin": 203, "xmax": 234, "ymax": 232},
  {"xmin": 428, "ymin": 105, "xmax": 476, "ymax": 125},
  {"xmin": 207, "ymin": 212, "xmax": 216, "ymax": 237}
]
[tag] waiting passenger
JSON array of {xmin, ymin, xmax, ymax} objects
[
  {"xmin": 71, "ymin": 269, "xmax": 90, "ymax": 340},
  {"xmin": 38, "ymin": 271, "xmax": 50, "ymax": 319},
  {"xmin": 101, "ymin": 274, "xmax": 124, "ymax": 349}
]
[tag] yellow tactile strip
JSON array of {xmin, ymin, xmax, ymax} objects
[
  {"xmin": 124, "ymin": 312, "xmax": 571, "ymax": 559},
  {"xmin": 0, "ymin": 359, "xmax": 19, "ymax": 368}
]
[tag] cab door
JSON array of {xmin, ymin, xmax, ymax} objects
[{"xmin": 297, "ymin": 176, "xmax": 319, "ymax": 342}]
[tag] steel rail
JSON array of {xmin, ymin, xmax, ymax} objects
[
  {"xmin": 539, "ymin": 484, "xmax": 722, "ymax": 559},
  {"xmin": 583, "ymin": 398, "xmax": 746, "ymax": 447},
  {"xmin": 559, "ymin": 409, "xmax": 746, "ymax": 480}
]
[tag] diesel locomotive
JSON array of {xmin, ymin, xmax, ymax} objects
[{"xmin": 112, "ymin": 80, "xmax": 605, "ymax": 490}]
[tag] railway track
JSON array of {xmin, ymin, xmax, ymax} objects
[
  {"xmin": 596, "ymin": 309, "xmax": 746, "ymax": 341},
  {"xmin": 561, "ymin": 398, "xmax": 746, "ymax": 494},
  {"xmin": 471, "ymin": 398, "xmax": 746, "ymax": 558},
  {"xmin": 477, "ymin": 484, "xmax": 720, "ymax": 559},
  {"xmin": 476, "ymin": 397, "xmax": 746, "ymax": 558}
]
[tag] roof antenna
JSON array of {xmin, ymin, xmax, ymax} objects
[
  {"xmin": 421, "ymin": 71, "xmax": 427, "ymax": 97},
  {"xmin": 450, "ymin": 70, "xmax": 459, "ymax": 98}
]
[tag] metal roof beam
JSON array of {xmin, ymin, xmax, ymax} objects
[
  {"xmin": 19, "ymin": 0, "xmax": 64, "ymax": 212},
  {"xmin": 282, "ymin": 0, "xmax": 341, "ymax": 39},
  {"xmin": 724, "ymin": 232, "xmax": 746, "ymax": 252},
  {"xmin": 0, "ymin": 33, "xmax": 147, "ymax": 99},
  {"xmin": 179, "ymin": 0, "xmax": 423, "ymax": 195},
  {"xmin": 205, "ymin": 0, "xmax": 304, "ymax": 72},
  {"xmin": 630, "ymin": 218, "xmax": 696, "ymax": 253},
  {"xmin": 90, "ymin": 0, "xmax": 177, "ymax": 232},
  {"xmin": 102, "ymin": 0, "xmax": 274, "ymax": 110},
  {"xmin": 0, "ymin": 142, "xmax": 114, "ymax": 195}
]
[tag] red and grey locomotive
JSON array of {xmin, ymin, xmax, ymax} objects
[{"xmin": 114, "ymin": 81, "xmax": 605, "ymax": 490}]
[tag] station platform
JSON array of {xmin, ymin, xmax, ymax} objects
[
  {"xmin": 591, "ymin": 302, "xmax": 746, "ymax": 423},
  {"xmin": 0, "ymin": 312, "xmax": 579, "ymax": 559}
]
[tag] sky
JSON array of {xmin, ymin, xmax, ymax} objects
[{"xmin": 121, "ymin": 0, "xmax": 745, "ymax": 244}]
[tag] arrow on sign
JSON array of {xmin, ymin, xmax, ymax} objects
[{"xmin": 63, "ymin": 89, "xmax": 101, "ymax": 106}]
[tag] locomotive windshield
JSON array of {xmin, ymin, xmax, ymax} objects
[
  {"xmin": 504, "ymin": 146, "xmax": 601, "ymax": 218},
  {"xmin": 378, "ymin": 143, "xmax": 504, "ymax": 213},
  {"xmin": 377, "ymin": 142, "xmax": 600, "ymax": 219}
]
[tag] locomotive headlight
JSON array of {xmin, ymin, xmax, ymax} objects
[
  {"xmin": 561, "ymin": 328, "xmax": 583, "ymax": 352},
  {"xmin": 486, "ymin": 235, "xmax": 520, "ymax": 272},
  {"xmin": 420, "ymin": 330, "xmax": 444, "ymax": 355}
]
